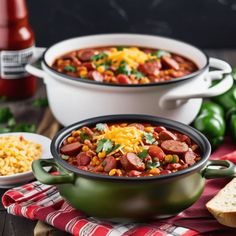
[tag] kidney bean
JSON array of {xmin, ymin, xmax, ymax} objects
[
  {"xmin": 77, "ymin": 152, "xmax": 91, "ymax": 166},
  {"xmin": 60, "ymin": 142, "xmax": 82, "ymax": 155},
  {"xmin": 78, "ymin": 49, "xmax": 95, "ymax": 61},
  {"xmin": 117, "ymin": 74, "xmax": 132, "ymax": 84},
  {"xmin": 103, "ymin": 156, "xmax": 117, "ymax": 172},
  {"xmin": 120, "ymin": 153, "xmax": 145, "ymax": 171},
  {"xmin": 166, "ymin": 163, "xmax": 182, "ymax": 170},
  {"xmin": 127, "ymin": 170, "xmax": 142, "ymax": 177},
  {"xmin": 88, "ymin": 71, "xmax": 104, "ymax": 82},
  {"xmin": 148, "ymin": 145, "xmax": 165, "ymax": 161},
  {"xmin": 81, "ymin": 127, "xmax": 94, "ymax": 136},
  {"xmin": 83, "ymin": 62, "xmax": 95, "ymax": 70},
  {"xmin": 160, "ymin": 170, "xmax": 172, "ymax": 175},
  {"xmin": 161, "ymin": 140, "xmax": 188, "ymax": 154}
]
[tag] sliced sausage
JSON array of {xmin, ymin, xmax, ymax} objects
[
  {"xmin": 176, "ymin": 133, "xmax": 191, "ymax": 146},
  {"xmin": 117, "ymin": 74, "xmax": 132, "ymax": 84},
  {"xmin": 128, "ymin": 123, "xmax": 145, "ymax": 130},
  {"xmin": 77, "ymin": 152, "xmax": 91, "ymax": 166},
  {"xmin": 120, "ymin": 153, "xmax": 145, "ymax": 171},
  {"xmin": 148, "ymin": 145, "xmax": 165, "ymax": 161},
  {"xmin": 161, "ymin": 55, "xmax": 180, "ymax": 70},
  {"xmin": 166, "ymin": 163, "xmax": 182, "ymax": 171},
  {"xmin": 103, "ymin": 156, "xmax": 117, "ymax": 172},
  {"xmin": 60, "ymin": 142, "xmax": 82, "ymax": 155},
  {"xmin": 159, "ymin": 130, "xmax": 177, "ymax": 141},
  {"xmin": 154, "ymin": 126, "xmax": 166, "ymax": 133},
  {"xmin": 127, "ymin": 170, "xmax": 142, "ymax": 177},
  {"xmin": 78, "ymin": 49, "xmax": 95, "ymax": 62},
  {"xmin": 161, "ymin": 140, "xmax": 188, "ymax": 154},
  {"xmin": 88, "ymin": 71, "xmax": 104, "ymax": 82},
  {"xmin": 160, "ymin": 170, "xmax": 172, "ymax": 175},
  {"xmin": 138, "ymin": 61, "xmax": 161, "ymax": 76},
  {"xmin": 183, "ymin": 150, "xmax": 196, "ymax": 165}
]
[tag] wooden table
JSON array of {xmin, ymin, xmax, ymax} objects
[{"xmin": 0, "ymin": 50, "xmax": 235, "ymax": 236}]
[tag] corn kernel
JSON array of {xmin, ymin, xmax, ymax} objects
[
  {"xmin": 82, "ymin": 145, "xmax": 89, "ymax": 152},
  {"xmin": 98, "ymin": 151, "xmax": 106, "ymax": 158},
  {"xmin": 72, "ymin": 130, "xmax": 81, "ymax": 137},
  {"xmin": 97, "ymin": 66, "xmax": 105, "ymax": 73},
  {"xmin": 165, "ymin": 155, "xmax": 173, "ymax": 163},
  {"xmin": 144, "ymin": 127, "xmax": 154, "ymax": 132},
  {"xmin": 80, "ymin": 70, "xmax": 88, "ymax": 77},
  {"xmin": 67, "ymin": 137, "xmax": 74, "ymax": 143},
  {"xmin": 140, "ymin": 77, "xmax": 150, "ymax": 84},
  {"xmin": 109, "ymin": 169, "xmax": 117, "ymax": 176},
  {"xmin": 148, "ymin": 168, "xmax": 160, "ymax": 175}
]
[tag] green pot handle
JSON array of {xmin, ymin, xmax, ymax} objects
[
  {"xmin": 32, "ymin": 159, "xmax": 75, "ymax": 185},
  {"xmin": 202, "ymin": 160, "xmax": 236, "ymax": 179}
]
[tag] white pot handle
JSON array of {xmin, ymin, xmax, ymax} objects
[
  {"xmin": 159, "ymin": 57, "xmax": 234, "ymax": 109},
  {"xmin": 25, "ymin": 47, "xmax": 46, "ymax": 78}
]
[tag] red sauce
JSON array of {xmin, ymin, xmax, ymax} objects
[{"xmin": 0, "ymin": 0, "xmax": 36, "ymax": 99}]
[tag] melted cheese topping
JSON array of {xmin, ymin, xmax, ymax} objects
[
  {"xmin": 94, "ymin": 47, "xmax": 155, "ymax": 70},
  {"xmin": 96, "ymin": 126, "xmax": 145, "ymax": 153}
]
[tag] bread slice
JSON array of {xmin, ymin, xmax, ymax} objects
[{"xmin": 206, "ymin": 178, "xmax": 236, "ymax": 228}]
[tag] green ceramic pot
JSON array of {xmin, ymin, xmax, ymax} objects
[{"xmin": 32, "ymin": 115, "xmax": 236, "ymax": 222}]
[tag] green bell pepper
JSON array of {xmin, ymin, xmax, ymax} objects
[
  {"xmin": 194, "ymin": 101, "xmax": 225, "ymax": 150},
  {"xmin": 226, "ymin": 107, "xmax": 236, "ymax": 142}
]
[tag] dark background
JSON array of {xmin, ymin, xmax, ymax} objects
[{"xmin": 27, "ymin": 0, "xmax": 236, "ymax": 49}]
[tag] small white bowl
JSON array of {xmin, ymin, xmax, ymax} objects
[{"xmin": 0, "ymin": 132, "xmax": 52, "ymax": 188}]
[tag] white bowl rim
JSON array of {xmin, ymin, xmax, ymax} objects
[{"xmin": 42, "ymin": 33, "xmax": 209, "ymax": 87}]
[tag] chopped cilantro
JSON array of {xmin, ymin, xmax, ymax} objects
[
  {"xmin": 91, "ymin": 52, "xmax": 108, "ymax": 61},
  {"xmin": 106, "ymin": 144, "xmax": 120, "ymax": 155},
  {"xmin": 96, "ymin": 138, "xmax": 114, "ymax": 153},
  {"xmin": 144, "ymin": 133, "xmax": 157, "ymax": 144},
  {"xmin": 80, "ymin": 132, "xmax": 90, "ymax": 141},
  {"xmin": 131, "ymin": 70, "xmax": 144, "ymax": 80},
  {"xmin": 116, "ymin": 63, "xmax": 131, "ymax": 75},
  {"xmin": 147, "ymin": 161, "xmax": 160, "ymax": 169},
  {"xmin": 138, "ymin": 149, "xmax": 148, "ymax": 159},
  {"xmin": 96, "ymin": 123, "xmax": 107, "ymax": 131},
  {"xmin": 117, "ymin": 46, "xmax": 124, "ymax": 51},
  {"xmin": 151, "ymin": 50, "xmax": 170, "ymax": 58},
  {"xmin": 64, "ymin": 65, "xmax": 76, "ymax": 72}
]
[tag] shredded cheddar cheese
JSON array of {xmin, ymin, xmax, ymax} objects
[
  {"xmin": 95, "ymin": 126, "xmax": 145, "ymax": 153},
  {"xmin": 94, "ymin": 47, "xmax": 155, "ymax": 70}
]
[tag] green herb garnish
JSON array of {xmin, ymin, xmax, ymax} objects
[
  {"xmin": 147, "ymin": 161, "xmax": 160, "ymax": 169},
  {"xmin": 138, "ymin": 149, "xmax": 148, "ymax": 159},
  {"xmin": 64, "ymin": 65, "xmax": 76, "ymax": 72},
  {"xmin": 0, "ymin": 107, "xmax": 13, "ymax": 123},
  {"xmin": 116, "ymin": 63, "xmax": 131, "ymax": 75},
  {"xmin": 33, "ymin": 98, "xmax": 48, "ymax": 107},
  {"xmin": 80, "ymin": 132, "xmax": 90, "ymax": 142},
  {"xmin": 96, "ymin": 123, "xmax": 107, "ymax": 131},
  {"xmin": 151, "ymin": 49, "xmax": 170, "ymax": 58},
  {"xmin": 106, "ymin": 144, "xmax": 120, "ymax": 155},
  {"xmin": 131, "ymin": 70, "xmax": 144, "ymax": 80},
  {"xmin": 91, "ymin": 52, "xmax": 108, "ymax": 61},
  {"xmin": 117, "ymin": 46, "xmax": 124, "ymax": 51},
  {"xmin": 144, "ymin": 133, "xmax": 157, "ymax": 144},
  {"xmin": 96, "ymin": 138, "xmax": 113, "ymax": 153}
]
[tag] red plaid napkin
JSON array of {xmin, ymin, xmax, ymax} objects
[{"xmin": 2, "ymin": 138, "xmax": 236, "ymax": 236}]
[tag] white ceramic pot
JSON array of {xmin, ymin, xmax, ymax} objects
[{"xmin": 26, "ymin": 34, "xmax": 233, "ymax": 126}]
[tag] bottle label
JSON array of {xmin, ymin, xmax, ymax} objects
[{"xmin": 0, "ymin": 46, "xmax": 35, "ymax": 79}]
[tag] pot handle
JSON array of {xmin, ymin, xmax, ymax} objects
[
  {"xmin": 159, "ymin": 58, "xmax": 233, "ymax": 109},
  {"xmin": 32, "ymin": 159, "xmax": 75, "ymax": 185},
  {"xmin": 25, "ymin": 47, "xmax": 46, "ymax": 78},
  {"xmin": 201, "ymin": 160, "xmax": 236, "ymax": 179}
]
